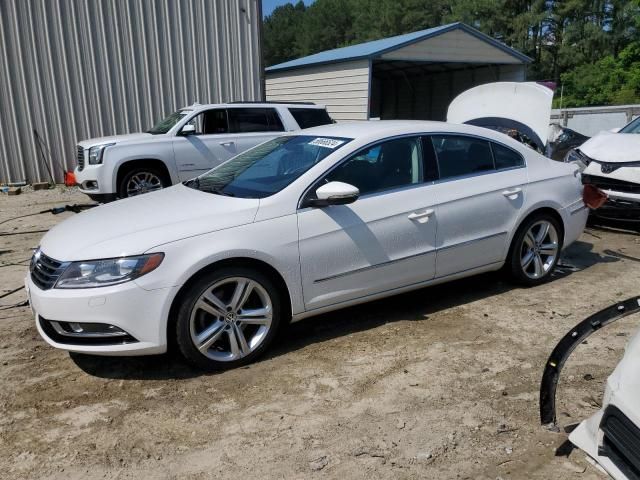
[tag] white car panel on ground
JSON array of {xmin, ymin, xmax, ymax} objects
[
  {"xmin": 570, "ymin": 323, "xmax": 640, "ymax": 480},
  {"xmin": 29, "ymin": 119, "xmax": 588, "ymax": 369}
]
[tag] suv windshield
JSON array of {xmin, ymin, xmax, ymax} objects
[
  {"xmin": 185, "ymin": 135, "xmax": 352, "ymax": 199},
  {"xmin": 147, "ymin": 110, "xmax": 190, "ymax": 134},
  {"xmin": 620, "ymin": 116, "xmax": 640, "ymax": 134}
]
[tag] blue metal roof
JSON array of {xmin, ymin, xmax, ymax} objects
[{"xmin": 266, "ymin": 22, "xmax": 531, "ymax": 72}]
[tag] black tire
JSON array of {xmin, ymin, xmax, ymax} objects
[
  {"xmin": 117, "ymin": 166, "xmax": 170, "ymax": 198},
  {"xmin": 506, "ymin": 212, "xmax": 563, "ymax": 286},
  {"xmin": 175, "ymin": 267, "xmax": 282, "ymax": 371}
]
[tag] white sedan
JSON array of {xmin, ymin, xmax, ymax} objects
[{"xmin": 28, "ymin": 118, "xmax": 588, "ymax": 369}]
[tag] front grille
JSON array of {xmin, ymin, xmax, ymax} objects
[
  {"xmin": 599, "ymin": 405, "xmax": 640, "ymax": 480},
  {"xmin": 583, "ymin": 174, "xmax": 640, "ymax": 194},
  {"xmin": 76, "ymin": 145, "xmax": 85, "ymax": 171},
  {"xmin": 29, "ymin": 250, "xmax": 69, "ymax": 290}
]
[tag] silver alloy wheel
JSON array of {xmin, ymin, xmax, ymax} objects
[
  {"xmin": 520, "ymin": 220, "xmax": 559, "ymax": 279},
  {"xmin": 126, "ymin": 172, "xmax": 164, "ymax": 196},
  {"xmin": 189, "ymin": 277, "xmax": 273, "ymax": 362}
]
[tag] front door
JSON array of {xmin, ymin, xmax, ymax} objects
[
  {"xmin": 172, "ymin": 108, "xmax": 237, "ymax": 180},
  {"xmin": 297, "ymin": 136, "xmax": 438, "ymax": 311}
]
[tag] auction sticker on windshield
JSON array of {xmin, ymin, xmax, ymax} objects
[{"xmin": 308, "ymin": 138, "xmax": 345, "ymax": 149}]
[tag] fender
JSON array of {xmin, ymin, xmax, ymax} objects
[{"xmin": 105, "ymin": 142, "xmax": 180, "ymax": 191}]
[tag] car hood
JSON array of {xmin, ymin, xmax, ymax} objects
[
  {"xmin": 579, "ymin": 132, "xmax": 640, "ymax": 163},
  {"xmin": 40, "ymin": 184, "xmax": 260, "ymax": 261},
  {"xmin": 447, "ymin": 82, "xmax": 554, "ymax": 151},
  {"xmin": 77, "ymin": 132, "xmax": 154, "ymax": 148}
]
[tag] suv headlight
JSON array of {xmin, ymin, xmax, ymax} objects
[
  {"xmin": 564, "ymin": 148, "xmax": 591, "ymax": 170},
  {"xmin": 55, "ymin": 253, "xmax": 164, "ymax": 289},
  {"xmin": 88, "ymin": 143, "xmax": 115, "ymax": 165}
]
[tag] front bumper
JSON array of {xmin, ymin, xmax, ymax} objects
[
  {"xmin": 27, "ymin": 274, "xmax": 177, "ymax": 356},
  {"xmin": 74, "ymin": 164, "xmax": 115, "ymax": 196},
  {"xmin": 591, "ymin": 196, "xmax": 640, "ymax": 222}
]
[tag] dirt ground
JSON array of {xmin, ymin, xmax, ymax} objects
[{"xmin": 1, "ymin": 187, "xmax": 639, "ymax": 480}]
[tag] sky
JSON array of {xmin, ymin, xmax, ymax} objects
[{"xmin": 262, "ymin": 0, "xmax": 314, "ymax": 17}]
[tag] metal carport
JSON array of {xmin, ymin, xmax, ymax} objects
[{"xmin": 265, "ymin": 22, "xmax": 531, "ymax": 122}]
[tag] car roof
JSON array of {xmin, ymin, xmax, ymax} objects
[
  {"xmin": 295, "ymin": 120, "xmax": 511, "ymax": 142},
  {"xmin": 182, "ymin": 102, "xmax": 327, "ymax": 112}
]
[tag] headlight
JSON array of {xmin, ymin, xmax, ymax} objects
[
  {"xmin": 55, "ymin": 253, "xmax": 164, "ymax": 289},
  {"xmin": 564, "ymin": 148, "xmax": 591, "ymax": 169},
  {"xmin": 88, "ymin": 143, "xmax": 115, "ymax": 165}
]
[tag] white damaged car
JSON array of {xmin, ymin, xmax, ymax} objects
[{"xmin": 565, "ymin": 117, "xmax": 640, "ymax": 222}]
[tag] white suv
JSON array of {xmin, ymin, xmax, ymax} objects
[{"xmin": 74, "ymin": 102, "xmax": 333, "ymax": 201}]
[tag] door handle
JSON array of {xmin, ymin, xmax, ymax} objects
[
  {"xmin": 219, "ymin": 141, "xmax": 235, "ymax": 147},
  {"xmin": 502, "ymin": 188, "xmax": 522, "ymax": 198},
  {"xmin": 408, "ymin": 209, "xmax": 434, "ymax": 222}
]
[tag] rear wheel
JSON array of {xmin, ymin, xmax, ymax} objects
[
  {"xmin": 118, "ymin": 167, "xmax": 169, "ymax": 198},
  {"xmin": 175, "ymin": 267, "xmax": 281, "ymax": 370},
  {"xmin": 507, "ymin": 213, "xmax": 563, "ymax": 286}
]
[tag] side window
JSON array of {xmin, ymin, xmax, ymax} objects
[
  {"xmin": 228, "ymin": 108, "xmax": 284, "ymax": 133},
  {"xmin": 288, "ymin": 108, "xmax": 333, "ymax": 129},
  {"xmin": 492, "ymin": 143, "xmax": 524, "ymax": 170},
  {"xmin": 184, "ymin": 109, "xmax": 228, "ymax": 135},
  {"xmin": 203, "ymin": 109, "xmax": 228, "ymax": 134},
  {"xmin": 431, "ymin": 135, "xmax": 494, "ymax": 180},
  {"xmin": 323, "ymin": 137, "xmax": 422, "ymax": 196}
]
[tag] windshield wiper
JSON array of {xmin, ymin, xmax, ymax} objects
[
  {"xmin": 183, "ymin": 178, "xmax": 200, "ymax": 189},
  {"xmin": 204, "ymin": 187, "xmax": 235, "ymax": 197}
]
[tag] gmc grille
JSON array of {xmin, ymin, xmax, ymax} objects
[
  {"xmin": 599, "ymin": 405, "xmax": 640, "ymax": 480},
  {"xmin": 29, "ymin": 250, "xmax": 69, "ymax": 290},
  {"xmin": 77, "ymin": 145, "xmax": 85, "ymax": 171}
]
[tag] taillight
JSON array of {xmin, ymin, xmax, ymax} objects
[{"xmin": 583, "ymin": 184, "xmax": 608, "ymax": 209}]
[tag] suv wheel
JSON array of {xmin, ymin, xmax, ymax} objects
[
  {"xmin": 175, "ymin": 267, "xmax": 282, "ymax": 370},
  {"xmin": 507, "ymin": 213, "xmax": 563, "ymax": 286},
  {"xmin": 118, "ymin": 167, "xmax": 169, "ymax": 198}
]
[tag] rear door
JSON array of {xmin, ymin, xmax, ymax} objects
[
  {"xmin": 297, "ymin": 136, "xmax": 438, "ymax": 311},
  {"xmin": 226, "ymin": 107, "xmax": 286, "ymax": 154},
  {"xmin": 426, "ymin": 135, "xmax": 528, "ymax": 277}
]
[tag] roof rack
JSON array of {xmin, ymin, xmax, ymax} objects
[{"xmin": 229, "ymin": 100, "xmax": 316, "ymax": 105}]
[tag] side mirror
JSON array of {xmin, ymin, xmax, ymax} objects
[
  {"xmin": 308, "ymin": 181, "xmax": 359, "ymax": 207},
  {"xmin": 181, "ymin": 124, "xmax": 196, "ymax": 136}
]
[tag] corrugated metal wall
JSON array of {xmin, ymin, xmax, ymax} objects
[
  {"xmin": 0, "ymin": 0, "xmax": 263, "ymax": 184},
  {"xmin": 265, "ymin": 60, "xmax": 370, "ymax": 122}
]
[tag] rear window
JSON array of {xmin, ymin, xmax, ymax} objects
[
  {"xmin": 288, "ymin": 108, "xmax": 333, "ymax": 129},
  {"xmin": 492, "ymin": 143, "xmax": 524, "ymax": 170},
  {"xmin": 432, "ymin": 135, "xmax": 494, "ymax": 179},
  {"xmin": 228, "ymin": 108, "xmax": 284, "ymax": 133}
]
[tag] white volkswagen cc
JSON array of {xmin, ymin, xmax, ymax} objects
[{"xmin": 28, "ymin": 108, "xmax": 589, "ymax": 369}]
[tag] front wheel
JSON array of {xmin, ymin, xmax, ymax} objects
[
  {"xmin": 118, "ymin": 167, "xmax": 169, "ymax": 198},
  {"xmin": 507, "ymin": 213, "xmax": 563, "ymax": 286},
  {"xmin": 175, "ymin": 268, "xmax": 282, "ymax": 370}
]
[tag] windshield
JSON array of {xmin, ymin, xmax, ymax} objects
[
  {"xmin": 147, "ymin": 110, "xmax": 190, "ymax": 134},
  {"xmin": 185, "ymin": 135, "xmax": 352, "ymax": 199},
  {"xmin": 620, "ymin": 116, "xmax": 640, "ymax": 134}
]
